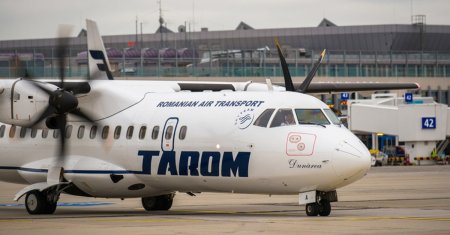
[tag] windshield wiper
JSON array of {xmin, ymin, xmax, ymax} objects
[{"xmin": 299, "ymin": 122, "xmax": 327, "ymax": 128}]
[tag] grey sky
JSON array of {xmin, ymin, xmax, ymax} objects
[{"xmin": 0, "ymin": 0, "xmax": 448, "ymax": 41}]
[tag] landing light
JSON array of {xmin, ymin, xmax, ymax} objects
[
  {"xmin": 376, "ymin": 133, "xmax": 384, "ymax": 136},
  {"xmin": 216, "ymin": 144, "xmax": 221, "ymax": 149}
]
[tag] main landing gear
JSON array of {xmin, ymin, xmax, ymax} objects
[
  {"xmin": 25, "ymin": 190, "xmax": 58, "ymax": 215},
  {"xmin": 305, "ymin": 199, "xmax": 331, "ymax": 216},
  {"xmin": 142, "ymin": 193, "xmax": 175, "ymax": 211}
]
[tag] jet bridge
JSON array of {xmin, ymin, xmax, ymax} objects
[{"xmin": 347, "ymin": 94, "xmax": 450, "ymax": 165}]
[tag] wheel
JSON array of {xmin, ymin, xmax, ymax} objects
[
  {"xmin": 43, "ymin": 201, "xmax": 57, "ymax": 214},
  {"xmin": 155, "ymin": 195, "xmax": 173, "ymax": 210},
  {"xmin": 142, "ymin": 194, "xmax": 174, "ymax": 211},
  {"xmin": 141, "ymin": 197, "xmax": 157, "ymax": 211},
  {"xmin": 25, "ymin": 191, "xmax": 57, "ymax": 215},
  {"xmin": 318, "ymin": 199, "xmax": 331, "ymax": 216},
  {"xmin": 305, "ymin": 203, "xmax": 319, "ymax": 216}
]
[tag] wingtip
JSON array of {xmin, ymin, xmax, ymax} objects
[{"xmin": 414, "ymin": 82, "xmax": 421, "ymax": 89}]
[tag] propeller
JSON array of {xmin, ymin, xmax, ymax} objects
[
  {"xmin": 274, "ymin": 38, "xmax": 295, "ymax": 92},
  {"xmin": 22, "ymin": 25, "xmax": 97, "ymax": 163},
  {"xmin": 274, "ymin": 38, "xmax": 326, "ymax": 93}
]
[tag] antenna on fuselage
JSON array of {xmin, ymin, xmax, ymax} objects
[{"xmin": 265, "ymin": 78, "xmax": 274, "ymax": 91}]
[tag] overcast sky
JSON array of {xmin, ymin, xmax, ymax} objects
[{"xmin": 0, "ymin": 0, "xmax": 448, "ymax": 41}]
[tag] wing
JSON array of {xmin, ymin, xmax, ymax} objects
[{"xmin": 273, "ymin": 82, "xmax": 420, "ymax": 93}]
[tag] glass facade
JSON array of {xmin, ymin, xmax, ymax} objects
[{"xmin": 0, "ymin": 48, "xmax": 449, "ymax": 78}]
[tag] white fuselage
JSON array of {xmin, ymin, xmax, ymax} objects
[{"xmin": 0, "ymin": 80, "xmax": 371, "ymax": 198}]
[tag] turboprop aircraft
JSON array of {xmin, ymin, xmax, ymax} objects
[{"xmin": 0, "ymin": 20, "xmax": 419, "ymax": 216}]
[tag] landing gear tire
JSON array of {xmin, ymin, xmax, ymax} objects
[
  {"xmin": 142, "ymin": 194, "xmax": 174, "ymax": 211},
  {"xmin": 318, "ymin": 199, "xmax": 331, "ymax": 216},
  {"xmin": 25, "ymin": 190, "xmax": 57, "ymax": 215},
  {"xmin": 305, "ymin": 203, "xmax": 320, "ymax": 216}
]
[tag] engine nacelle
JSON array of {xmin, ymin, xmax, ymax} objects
[{"xmin": 0, "ymin": 79, "xmax": 56, "ymax": 127}]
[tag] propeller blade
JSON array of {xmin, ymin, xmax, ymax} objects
[
  {"xmin": 70, "ymin": 108, "xmax": 96, "ymax": 123},
  {"xmin": 57, "ymin": 115, "xmax": 67, "ymax": 162},
  {"xmin": 26, "ymin": 105, "xmax": 55, "ymax": 128},
  {"xmin": 56, "ymin": 25, "xmax": 74, "ymax": 89},
  {"xmin": 30, "ymin": 80, "xmax": 54, "ymax": 97},
  {"xmin": 57, "ymin": 40, "xmax": 67, "ymax": 88},
  {"xmin": 274, "ymin": 38, "xmax": 295, "ymax": 92},
  {"xmin": 298, "ymin": 49, "xmax": 326, "ymax": 93}
]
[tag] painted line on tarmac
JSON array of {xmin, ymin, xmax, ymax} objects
[
  {"xmin": 142, "ymin": 209, "xmax": 450, "ymax": 221},
  {"xmin": 147, "ymin": 209, "xmax": 304, "ymax": 216},
  {"xmin": 95, "ymin": 218, "xmax": 204, "ymax": 223},
  {"xmin": 0, "ymin": 202, "xmax": 114, "ymax": 207},
  {"xmin": 345, "ymin": 216, "xmax": 450, "ymax": 222}
]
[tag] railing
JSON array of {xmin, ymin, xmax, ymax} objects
[{"xmin": 1, "ymin": 49, "xmax": 450, "ymax": 78}]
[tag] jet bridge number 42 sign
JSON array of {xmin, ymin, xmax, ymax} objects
[{"xmin": 422, "ymin": 117, "xmax": 436, "ymax": 129}]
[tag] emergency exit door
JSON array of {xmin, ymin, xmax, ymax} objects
[{"xmin": 161, "ymin": 117, "xmax": 179, "ymax": 151}]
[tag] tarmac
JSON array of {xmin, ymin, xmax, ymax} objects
[{"xmin": 0, "ymin": 165, "xmax": 449, "ymax": 235}]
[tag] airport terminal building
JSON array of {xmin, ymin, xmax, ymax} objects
[
  {"xmin": 1, "ymin": 18, "xmax": 449, "ymax": 101},
  {"xmin": 1, "ymin": 18, "xmax": 450, "ymax": 160},
  {"xmin": 1, "ymin": 18, "xmax": 449, "ymax": 80},
  {"xmin": 0, "ymin": 17, "xmax": 450, "ymax": 94}
]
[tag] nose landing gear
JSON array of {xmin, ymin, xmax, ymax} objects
[{"xmin": 300, "ymin": 190, "xmax": 336, "ymax": 217}]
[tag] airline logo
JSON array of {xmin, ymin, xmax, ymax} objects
[
  {"xmin": 235, "ymin": 108, "xmax": 255, "ymax": 129},
  {"xmin": 89, "ymin": 50, "xmax": 113, "ymax": 80},
  {"xmin": 138, "ymin": 150, "xmax": 251, "ymax": 177},
  {"xmin": 286, "ymin": 132, "xmax": 316, "ymax": 156}
]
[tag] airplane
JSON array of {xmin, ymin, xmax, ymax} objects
[{"xmin": 0, "ymin": 19, "xmax": 419, "ymax": 216}]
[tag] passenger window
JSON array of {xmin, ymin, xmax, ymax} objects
[
  {"xmin": 65, "ymin": 125, "xmax": 73, "ymax": 138},
  {"xmin": 139, "ymin": 126, "xmax": 147, "ymax": 140},
  {"xmin": 90, "ymin": 126, "xmax": 98, "ymax": 139},
  {"xmin": 179, "ymin": 126, "xmax": 187, "ymax": 140},
  {"xmin": 114, "ymin": 126, "xmax": 122, "ymax": 139},
  {"xmin": 126, "ymin": 126, "xmax": 134, "ymax": 139},
  {"xmin": 0, "ymin": 125, "xmax": 5, "ymax": 138},
  {"xmin": 42, "ymin": 129, "xmax": 49, "ymax": 138},
  {"xmin": 78, "ymin": 125, "xmax": 85, "ymax": 139},
  {"xmin": 53, "ymin": 129, "xmax": 60, "ymax": 139},
  {"xmin": 270, "ymin": 109, "xmax": 296, "ymax": 128},
  {"xmin": 165, "ymin": 126, "xmax": 173, "ymax": 140},
  {"xmin": 102, "ymin": 126, "xmax": 110, "ymax": 139},
  {"xmin": 31, "ymin": 129, "xmax": 38, "ymax": 138},
  {"xmin": 254, "ymin": 109, "xmax": 275, "ymax": 127},
  {"xmin": 152, "ymin": 126, "xmax": 159, "ymax": 140},
  {"xmin": 20, "ymin": 127, "xmax": 27, "ymax": 138},
  {"xmin": 9, "ymin": 125, "xmax": 16, "ymax": 138},
  {"xmin": 295, "ymin": 109, "xmax": 330, "ymax": 125}
]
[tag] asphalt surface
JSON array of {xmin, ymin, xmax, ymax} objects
[{"xmin": 0, "ymin": 165, "xmax": 449, "ymax": 235}]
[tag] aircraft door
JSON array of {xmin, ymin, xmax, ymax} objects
[
  {"xmin": 161, "ymin": 117, "xmax": 179, "ymax": 151},
  {"xmin": 11, "ymin": 80, "xmax": 37, "ymax": 121}
]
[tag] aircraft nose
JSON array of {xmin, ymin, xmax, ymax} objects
[{"xmin": 332, "ymin": 132, "xmax": 371, "ymax": 183}]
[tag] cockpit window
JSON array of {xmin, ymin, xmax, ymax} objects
[
  {"xmin": 253, "ymin": 109, "xmax": 275, "ymax": 127},
  {"xmin": 270, "ymin": 109, "xmax": 296, "ymax": 128},
  {"xmin": 323, "ymin": 109, "xmax": 342, "ymax": 125},
  {"xmin": 295, "ymin": 109, "xmax": 330, "ymax": 125}
]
